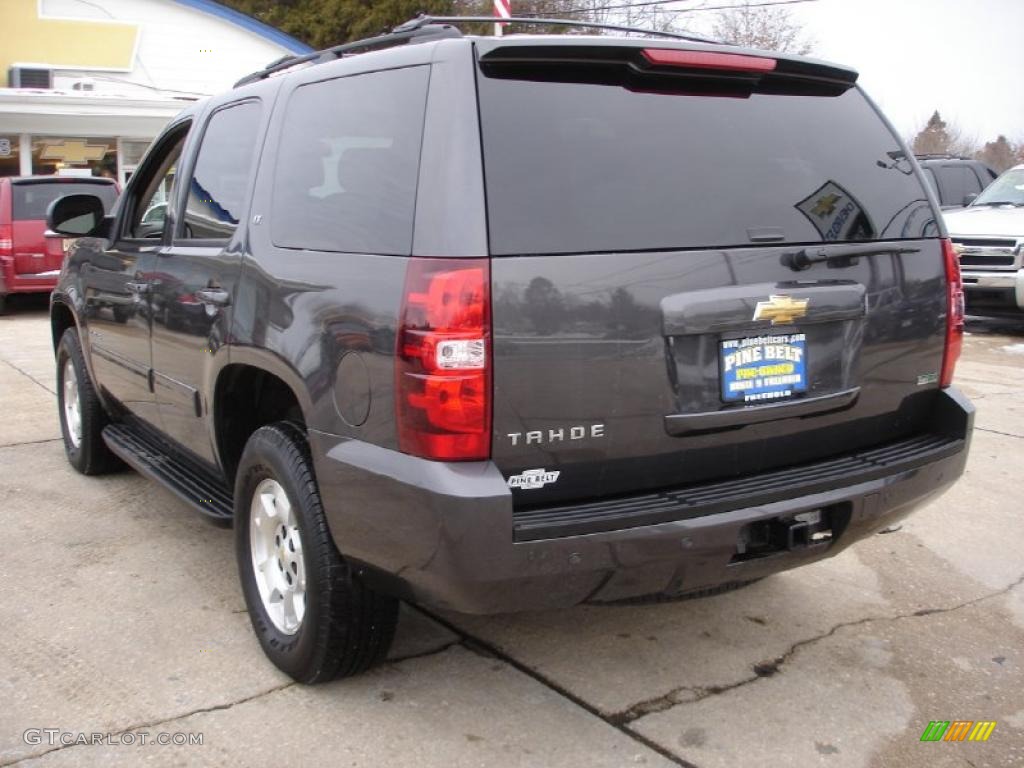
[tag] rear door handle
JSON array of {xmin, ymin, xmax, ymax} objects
[
  {"xmin": 195, "ymin": 287, "xmax": 231, "ymax": 307},
  {"xmin": 126, "ymin": 281, "xmax": 150, "ymax": 295}
]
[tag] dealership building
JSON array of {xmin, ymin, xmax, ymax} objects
[{"xmin": 0, "ymin": 0, "xmax": 310, "ymax": 183}]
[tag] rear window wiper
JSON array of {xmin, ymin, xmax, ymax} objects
[
  {"xmin": 972, "ymin": 201, "xmax": 1023, "ymax": 207},
  {"xmin": 783, "ymin": 243, "xmax": 920, "ymax": 271}
]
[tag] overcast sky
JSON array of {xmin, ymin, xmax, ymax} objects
[{"xmin": 683, "ymin": 0, "xmax": 1023, "ymax": 143}]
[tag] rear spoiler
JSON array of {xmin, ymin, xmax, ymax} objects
[{"xmin": 477, "ymin": 44, "xmax": 858, "ymax": 96}]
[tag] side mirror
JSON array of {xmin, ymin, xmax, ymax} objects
[
  {"xmin": 46, "ymin": 194, "xmax": 107, "ymax": 237},
  {"xmin": 963, "ymin": 193, "xmax": 978, "ymax": 207}
]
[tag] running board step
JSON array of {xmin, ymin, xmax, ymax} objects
[{"xmin": 102, "ymin": 423, "xmax": 234, "ymax": 523}]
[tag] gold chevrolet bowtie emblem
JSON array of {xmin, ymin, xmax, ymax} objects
[
  {"xmin": 752, "ymin": 295, "xmax": 809, "ymax": 325},
  {"xmin": 811, "ymin": 193, "xmax": 841, "ymax": 218},
  {"xmin": 39, "ymin": 139, "xmax": 108, "ymax": 164}
]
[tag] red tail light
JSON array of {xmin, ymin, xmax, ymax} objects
[
  {"xmin": 0, "ymin": 223, "xmax": 12, "ymax": 256},
  {"xmin": 642, "ymin": 48, "xmax": 777, "ymax": 73},
  {"xmin": 396, "ymin": 258, "xmax": 491, "ymax": 461},
  {"xmin": 940, "ymin": 238, "xmax": 964, "ymax": 387}
]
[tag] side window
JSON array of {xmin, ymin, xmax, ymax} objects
[
  {"xmin": 938, "ymin": 165, "xmax": 982, "ymax": 205},
  {"xmin": 180, "ymin": 101, "xmax": 262, "ymax": 240},
  {"xmin": 920, "ymin": 167, "xmax": 939, "ymax": 200},
  {"xmin": 962, "ymin": 167, "xmax": 983, "ymax": 196},
  {"xmin": 271, "ymin": 67, "xmax": 429, "ymax": 255},
  {"xmin": 127, "ymin": 126, "xmax": 188, "ymax": 239},
  {"xmin": 967, "ymin": 167, "xmax": 986, "ymax": 193}
]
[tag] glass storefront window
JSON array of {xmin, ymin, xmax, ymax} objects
[
  {"xmin": 31, "ymin": 136, "xmax": 117, "ymax": 178},
  {"xmin": 0, "ymin": 135, "xmax": 21, "ymax": 177},
  {"xmin": 121, "ymin": 139, "xmax": 152, "ymax": 167},
  {"xmin": 121, "ymin": 139, "xmax": 154, "ymax": 184}
]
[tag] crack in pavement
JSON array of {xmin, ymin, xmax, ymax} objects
[
  {"xmin": 0, "ymin": 438, "xmax": 62, "ymax": 450},
  {"xmin": 386, "ymin": 639, "xmax": 462, "ymax": 665},
  {"xmin": 1, "ymin": 583, "xmax": 1019, "ymax": 768},
  {"xmin": 0, "ymin": 681, "xmax": 296, "ymax": 767},
  {"xmin": 975, "ymin": 426, "xmax": 1024, "ymax": 440},
  {"xmin": 0, "ymin": 358, "xmax": 55, "ymax": 396},
  {"xmin": 961, "ymin": 389, "xmax": 1024, "ymax": 400},
  {"xmin": 610, "ymin": 573, "xmax": 1024, "ymax": 726},
  {"xmin": 0, "ymin": 638, "xmax": 501, "ymax": 767},
  {"xmin": 412, "ymin": 605, "xmax": 701, "ymax": 768}
]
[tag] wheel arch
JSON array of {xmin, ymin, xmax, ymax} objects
[
  {"xmin": 213, "ymin": 353, "xmax": 313, "ymax": 484},
  {"xmin": 50, "ymin": 298, "xmax": 77, "ymax": 352}
]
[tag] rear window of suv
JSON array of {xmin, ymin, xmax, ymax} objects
[
  {"xmin": 477, "ymin": 71, "xmax": 936, "ymax": 255},
  {"xmin": 271, "ymin": 66, "xmax": 429, "ymax": 256},
  {"xmin": 12, "ymin": 181, "xmax": 117, "ymax": 221}
]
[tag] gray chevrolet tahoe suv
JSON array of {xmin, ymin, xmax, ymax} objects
[{"xmin": 46, "ymin": 18, "xmax": 973, "ymax": 683}]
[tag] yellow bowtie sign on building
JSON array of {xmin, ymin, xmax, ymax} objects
[
  {"xmin": 39, "ymin": 139, "xmax": 109, "ymax": 163},
  {"xmin": 0, "ymin": 0, "xmax": 139, "ymax": 87}
]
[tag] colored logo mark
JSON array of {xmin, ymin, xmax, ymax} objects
[{"xmin": 920, "ymin": 721, "xmax": 996, "ymax": 742}]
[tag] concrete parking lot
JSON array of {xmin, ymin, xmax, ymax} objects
[{"xmin": 1, "ymin": 296, "xmax": 1022, "ymax": 768}]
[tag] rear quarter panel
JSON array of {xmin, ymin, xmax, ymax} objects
[{"xmin": 233, "ymin": 39, "xmax": 487, "ymax": 445}]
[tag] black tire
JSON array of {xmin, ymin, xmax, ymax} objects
[
  {"xmin": 56, "ymin": 327, "xmax": 122, "ymax": 475},
  {"xmin": 0, "ymin": 293, "xmax": 6, "ymax": 315},
  {"xmin": 234, "ymin": 422, "xmax": 398, "ymax": 683},
  {"xmin": 112, "ymin": 304, "xmax": 130, "ymax": 323}
]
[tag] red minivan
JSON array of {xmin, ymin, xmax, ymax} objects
[{"xmin": 0, "ymin": 176, "xmax": 118, "ymax": 313}]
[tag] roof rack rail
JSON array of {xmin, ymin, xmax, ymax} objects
[
  {"xmin": 913, "ymin": 153, "xmax": 975, "ymax": 161},
  {"xmin": 395, "ymin": 14, "xmax": 722, "ymax": 44},
  {"xmin": 233, "ymin": 22, "xmax": 462, "ymax": 88},
  {"xmin": 233, "ymin": 13, "xmax": 721, "ymax": 89}
]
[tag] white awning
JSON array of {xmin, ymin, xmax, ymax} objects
[{"xmin": 0, "ymin": 88, "xmax": 188, "ymax": 138}]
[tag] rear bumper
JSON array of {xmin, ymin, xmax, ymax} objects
[
  {"xmin": 310, "ymin": 388, "xmax": 973, "ymax": 614},
  {"xmin": 0, "ymin": 258, "xmax": 59, "ymax": 295},
  {"xmin": 961, "ymin": 267, "xmax": 1024, "ymax": 312}
]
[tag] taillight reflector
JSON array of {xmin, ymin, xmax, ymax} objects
[
  {"xmin": 642, "ymin": 48, "xmax": 777, "ymax": 73},
  {"xmin": 0, "ymin": 224, "xmax": 12, "ymax": 254},
  {"xmin": 940, "ymin": 238, "xmax": 964, "ymax": 388},
  {"xmin": 396, "ymin": 258, "xmax": 491, "ymax": 461}
]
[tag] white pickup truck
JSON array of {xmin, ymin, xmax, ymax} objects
[{"xmin": 944, "ymin": 164, "xmax": 1024, "ymax": 315}]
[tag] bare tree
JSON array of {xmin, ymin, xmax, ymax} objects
[
  {"xmin": 975, "ymin": 135, "xmax": 1019, "ymax": 173},
  {"xmin": 910, "ymin": 111, "xmax": 978, "ymax": 157},
  {"xmin": 911, "ymin": 112, "xmax": 951, "ymax": 155},
  {"xmin": 571, "ymin": 0, "xmax": 687, "ymax": 34},
  {"xmin": 469, "ymin": 0, "xmax": 689, "ymax": 35},
  {"xmin": 711, "ymin": 0, "xmax": 813, "ymax": 53}
]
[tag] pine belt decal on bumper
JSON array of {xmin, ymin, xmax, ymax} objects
[{"xmin": 508, "ymin": 469, "xmax": 561, "ymax": 490}]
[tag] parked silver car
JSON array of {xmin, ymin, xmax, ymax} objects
[{"xmin": 944, "ymin": 164, "xmax": 1024, "ymax": 316}]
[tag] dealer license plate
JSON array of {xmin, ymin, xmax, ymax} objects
[{"xmin": 720, "ymin": 333, "xmax": 807, "ymax": 403}]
